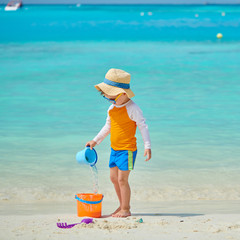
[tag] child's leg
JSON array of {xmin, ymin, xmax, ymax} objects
[
  {"xmin": 112, "ymin": 169, "xmax": 131, "ymax": 218},
  {"xmin": 110, "ymin": 166, "xmax": 122, "ymax": 214}
]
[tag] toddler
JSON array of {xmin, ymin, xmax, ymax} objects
[{"xmin": 86, "ymin": 68, "xmax": 151, "ymax": 217}]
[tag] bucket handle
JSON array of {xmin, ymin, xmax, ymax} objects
[{"xmin": 75, "ymin": 195, "xmax": 104, "ymax": 204}]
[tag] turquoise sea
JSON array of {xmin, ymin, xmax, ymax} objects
[{"xmin": 0, "ymin": 5, "xmax": 240, "ymax": 209}]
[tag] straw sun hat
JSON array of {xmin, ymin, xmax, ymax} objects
[{"xmin": 94, "ymin": 68, "xmax": 135, "ymax": 98}]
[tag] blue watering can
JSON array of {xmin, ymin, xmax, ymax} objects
[{"xmin": 76, "ymin": 147, "xmax": 98, "ymax": 167}]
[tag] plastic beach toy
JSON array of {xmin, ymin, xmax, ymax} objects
[
  {"xmin": 75, "ymin": 193, "xmax": 103, "ymax": 218},
  {"xmin": 136, "ymin": 218, "xmax": 143, "ymax": 223},
  {"xmin": 57, "ymin": 218, "xmax": 93, "ymax": 229},
  {"xmin": 76, "ymin": 147, "xmax": 98, "ymax": 167}
]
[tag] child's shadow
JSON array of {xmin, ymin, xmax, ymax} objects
[
  {"xmin": 101, "ymin": 213, "xmax": 203, "ymax": 218},
  {"xmin": 101, "ymin": 214, "xmax": 112, "ymax": 218},
  {"xmin": 132, "ymin": 213, "xmax": 204, "ymax": 217}
]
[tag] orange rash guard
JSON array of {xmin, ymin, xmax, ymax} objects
[
  {"xmin": 93, "ymin": 100, "xmax": 151, "ymax": 151},
  {"xmin": 109, "ymin": 105, "xmax": 137, "ymax": 151}
]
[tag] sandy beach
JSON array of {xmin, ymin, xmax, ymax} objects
[{"xmin": 1, "ymin": 200, "xmax": 240, "ymax": 240}]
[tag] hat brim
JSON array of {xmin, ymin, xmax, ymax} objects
[{"xmin": 95, "ymin": 82, "xmax": 135, "ymax": 98}]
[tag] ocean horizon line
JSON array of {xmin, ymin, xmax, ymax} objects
[{"xmin": 1, "ymin": 3, "xmax": 240, "ymax": 6}]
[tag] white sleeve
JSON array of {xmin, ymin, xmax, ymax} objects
[
  {"xmin": 93, "ymin": 109, "xmax": 111, "ymax": 145},
  {"xmin": 127, "ymin": 103, "xmax": 151, "ymax": 149}
]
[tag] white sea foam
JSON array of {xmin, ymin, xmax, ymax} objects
[
  {"xmin": 1, "ymin": 167, "xmax": 240, "ymax": 204},
  {"xmin": 1, "ymin": 184, "xmax": 240, "ymax": 204}
]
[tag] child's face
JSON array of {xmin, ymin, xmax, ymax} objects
[{"xmin": 104, "ymin": 93, "xmax": 129, "ymax": 105}]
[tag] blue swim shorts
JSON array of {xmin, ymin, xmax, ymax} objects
[{"xmin": 109, "ymin": 148, "xmax": 137, "ymax": 171}]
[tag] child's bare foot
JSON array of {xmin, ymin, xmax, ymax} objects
[
  {"xmin": 112, "ymin": 210, "xmax": 131, "ymax": 218},
  {"xmin": 111, "ymin": 207, "xmax": 121, "ymax": 216}
]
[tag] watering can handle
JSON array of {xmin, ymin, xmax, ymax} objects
[{"xmin": 75, "ymin": 195, "xmax": 104, "ymax": 204}]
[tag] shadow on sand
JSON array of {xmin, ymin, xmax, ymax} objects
[
  {"xmin": 101, "ymin": 213, "xmax": 204, "ymax": 218},
  {"xmin": 132, "ymin": 213, "xmax": 204, "ymax": 217}
]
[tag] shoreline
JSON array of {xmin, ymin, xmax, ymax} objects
[{"xmin": 1, "ymin": 200, "xmax": 240, "ymax": 216}]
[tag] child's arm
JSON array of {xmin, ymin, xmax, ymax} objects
[
  {"xmin": 136, "ymin": 116, "xmax": 152, "ymax": 161},
  {"xmin": 127, "ymin": 103, "xmax": 151, "ymax": 161},
  {"xmin": 86, "ymin": 112, "xmax": 111, "ymax": 149}
]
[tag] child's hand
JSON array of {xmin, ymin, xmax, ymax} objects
[
  {"xmin": 144, "ymin": 149, "xmax": 151, "ymax": 161},
  {"xmin": 85, "ymin": 140, "xmax": 97, "ymax": 150}
]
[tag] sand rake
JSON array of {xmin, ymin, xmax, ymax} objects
[{"xmin": 57, "ymin": 218, "xmax": 93, "ymax": 229}]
